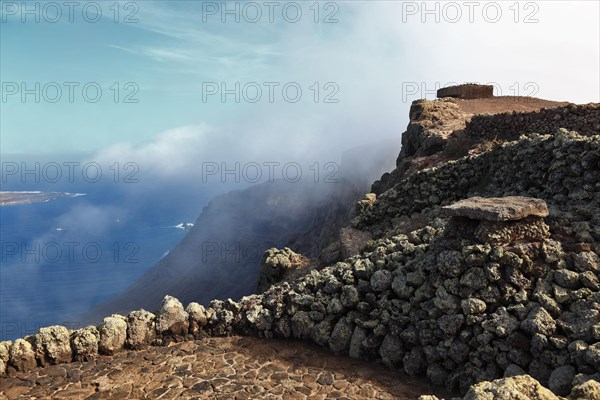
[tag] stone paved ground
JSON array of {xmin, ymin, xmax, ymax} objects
[{"xmin": 0, "ymin": 336, "xmax": 451, "ymax": 400}]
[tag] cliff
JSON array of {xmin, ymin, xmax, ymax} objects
[
  {"xmin": 83, "ymin": 139, "xmax": 398, "ymax": 322},
  {"xmin": 2, "ymin": 95, "xmax": 600, "ymax": 400}
]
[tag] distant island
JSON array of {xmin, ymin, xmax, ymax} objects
[{"xmin": 0, "ymin": 191, "xmax": 86, "ymax": 206}]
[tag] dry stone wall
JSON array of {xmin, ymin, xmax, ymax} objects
[
  {"xmin": 465, "ymin": 103, "xmax": 600, "ymax": 141},
  {"xmin": 355, "ymin": 129, "xmax": 600, "ymax": 240}
]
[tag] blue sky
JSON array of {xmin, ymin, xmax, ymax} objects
[{"xmin": 1, "ymin": 1, "xmax": 599, "ymax": 163}]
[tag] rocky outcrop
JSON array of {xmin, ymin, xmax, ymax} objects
[
  {"xmin": 372, "ymin": 98, "xmax": 581, "ymax": 195},
  {"xmin": 258, "ymin": 248, "xmax": 311, "ymax": 293}
]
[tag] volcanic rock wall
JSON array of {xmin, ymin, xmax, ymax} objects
[
  {"xmin": 357, "ymin": 129, "xmax": 600, "ymax": 242},
  {"xmin": 465, "ymin": 103, "xmax": 600, "ymax": 141}
]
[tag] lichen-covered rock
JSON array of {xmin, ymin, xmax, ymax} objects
[
  {"xmin": 35, "ymin": 325, "xmax": 72, "ymax": 366},
  {"xmin": 464, "ymin": 374, "xmax": 559, "ymax": 400},
  {"xmin": 0, "ymin": 340, "xmax": 11, "ymax": 364},
  {"xmin": 356, "ymin": 193, "xmax": 377, "ymax": 213},
  {"xmin": 126, "ymin": 310, "xmax": 156, "ymax": 349},
  {"xmin": 572, "ymin": 252, "xmax": 599, "ymax": 273},
  {"xmin": 0, "ymin": 341, "xmax": 10, "ymax": 376},
  {"xmin": 310, "ymin": 320, "xmax": 332, "ymax": 346},
  {"xmin": 340, "ymin": 285, "xmax": 359, "ymax": 308},
  {"xmin": 8, "ymin": 338, "xmax": 37, "ymax": 372},
  {"xmin": 98, "ymin": 315, "xmax": 127, "ymax": 355},
  {"xmin": 570, "ymin": 379, "xmax": 600, "ymax": 400},
  {"xmin": 482, "ymin": 308, "xmax": 519, "ymax": 337},
  {"xmin": 520, "ymin": 307, "xmax": 556, "ymax": 336},
  {"xmin": 258, "ymin": 247, "xmax": 309, "ymax": 293},
  {"xmin": 156, "ymin": 295, "xmax": 189, "ymax": 338},
  {"xmin": 187, "ymin": 302, "xmax": 209, "ymax": 338},
  {"xmin": 245, "ymin": 304, "xmax": 273, "ymax": 331},
  {"xmin": 584, "ymin": 343, "xmax": 600, "ymax": 369},
  {"xmin": 70, "ymin": 326, "xmax": 99, "ymax": 361},
  {"xmin": 461, "ymin": 298, "xmax": 487, "ymax": 315}
]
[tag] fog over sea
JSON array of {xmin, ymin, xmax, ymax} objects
[{"xmin": 0, "ymin": 155, "xmax": 220, "ymax": 341}]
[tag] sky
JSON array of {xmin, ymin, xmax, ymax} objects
[{"xmin": 0, "ymin": 0, "xmax": 599, "ymax": 171}]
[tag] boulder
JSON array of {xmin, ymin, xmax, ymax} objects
[
  {"xmin": 98, "ymin": 315, "xmax": 127, "ymax": 355},
  {"xmin": 570, "ymin": 379, "xmax": 600, "ymax": 400},
  {"xmin": 329, "ymin": 319, "xmax": 354, "ymax": 354},
  {"xmin": 35, "ymin": 325, "xmax": 72, "ymax": 365},
  {"xmin": 8, "ymin": 338, "xmax": 37, "ymax": 372},
  {"xmin": 257, "ymin": 248, "xmax": 309, "ymax": 293},
  {"xmin": 548, "ymin": 365, "xmax": 576, "ymax": 396},
  {"xmin": 187, "ymin": 302, "xmax": 209, "ymax": 337},
  {"xmin": 464, "ymin": 375, "xmax": 559, "ymax": 400},
  {"xmin": 156, "ymin": 295, "xmax": 189, "ymax": 338},
  {"xmin": 70, "ymin": 326, "xmax": 99, "ymax": 361},
  {"xmin": 126, "ymin": 310, "xmax": 156, "ymax": 349}
]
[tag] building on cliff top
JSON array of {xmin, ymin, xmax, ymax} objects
[{"xmin": 437, "ymin": 83, "xmax": 494, "ymax": 99}]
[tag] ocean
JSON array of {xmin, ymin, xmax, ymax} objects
[{"xmin": 0, "ymin": 159, "xmax": 217, "ymax": 341}]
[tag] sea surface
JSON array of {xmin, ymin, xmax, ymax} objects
[{"xmin": 0, "ymin": 160, "xmax": 218, "ymax": 341}]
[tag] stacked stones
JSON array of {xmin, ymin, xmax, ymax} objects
[
  {"xmin": 0, "ymin": 296, "xmax": 207, "ymax": 377},
  {"xmin": 437, "ymin": 84, "xmax": 494, "ymax": 100},
  {"xmin": 465, "ymin": 103, "xmax": 600, "ymax": 141},
  {"xmin": 355, "ymin": 129, "xmax": 600, "ymax": 241},
  {"xmin": 1, "ymin": 197, "xmax": 599, "ymax": 397}
]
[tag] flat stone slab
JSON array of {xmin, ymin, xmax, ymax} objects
[{"xmin": 442, "ymin": 196, "xmax": 549, "ymax": 221}]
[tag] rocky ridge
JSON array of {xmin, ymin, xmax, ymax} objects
[{"xmin": 2, "ymin": 97, "xmax": 600, "ymax": 399}]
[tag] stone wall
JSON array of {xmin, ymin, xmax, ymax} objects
[
  {"xmin": 1, "ymin": 130, "xmax": 599, "ymax": 398},
  {"xmin": 465, "ymin": 103, "xmax": 600, "ymax": 141},
  {"xmin": 356, "ymin": 129, "xmax": 600, "ymax": 241},
  {"xmin": 437, "ymin": 84, "xmax": 494, "ymax": 100},
  {"xmin": 2, "ymin": 207, "xmax": 599, "ymax": 396}
]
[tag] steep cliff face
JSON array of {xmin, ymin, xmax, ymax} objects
[
  {"xmin": 372, "ymin": 97, "xmax": 572, "ymax": 194},
  {"xmin": 84, "ymin": 139, "xmax": 398, "ymax": 322}
]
